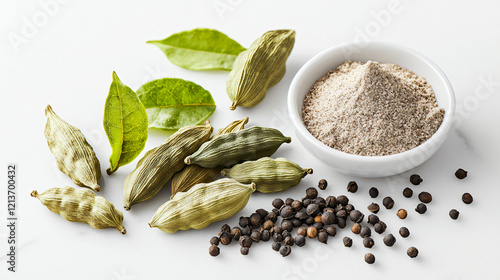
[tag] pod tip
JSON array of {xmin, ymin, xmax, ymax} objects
[
  {"xmin": 148, "ymin": 222, "xmax": 153, "ymax": 228},
  {"xmin": 120, "ymin": 227, "xmax": 127, "ymax": 235},
  {"xmin": 106, "ymin": 168, "xmax": 114, "ymax": 175},
  {"xmin": 250, "ymin": 182, "xmax": 257, "ymax": 191},
  {"xmin": 184, "ymin": 157, "xmax": 191, "ymax": 165},
  {"xmin": 45, "ymin": 105, "xmax": 53, "ymax": 116},
  {"xmin": 124, "ymin": 205, "xmax": 131, "ymax": 211},
  {"xmin": 93, "ymin": 184, "xmax": 101, "ymax": 192},
  {"xmin": 306, "ymin": 168, "xmax": 313, "ymax": 174},
  {"xmin": 30, "ymin": 190, "xmax": 38, "ymax": 197},
  {"xmin": 285, "ymin": 137, "xmax": 292, "ymax": 143},
  {"xmin": 221, "ymin": 169, "xmax": 228, "ymax": 176},
  {"xmin": 229, "ymin": 102, "xmax": 237, "ymax": 110}
]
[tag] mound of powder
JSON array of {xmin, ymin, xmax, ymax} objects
[{"xmin": 302, "ymin": 60, "xmax": 445, "ymax": 156}]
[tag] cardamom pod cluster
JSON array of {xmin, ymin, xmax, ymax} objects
[
  {"xmin": 184, "ymin": 126, "xmax": 291, "ymax": 168},
  {"xmin": 149, "ymin": 179, "xmax": 255, "ymax": 233},
  {"xmin": 227, "ymin": 29, "xmax": 295, "ymax": 110},
  {"xmin": 171, "ymin": 117, "xmax": 248, "ymax": 198},
  {"xmin": 44, "ymin": 105, "xmax": 102, "ymax": 192},
  {"xmin": 123, "ymin": 122, "xmax": 213, "ymax": 210},
  {"xmin": 222, "ymin": 157, "xmax": 313, "ymax": 193},
  {"xmin": 31, "ymin": 187, "xmax": 126, "ymax": 234}
]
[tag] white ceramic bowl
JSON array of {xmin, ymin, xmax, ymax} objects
[{"xmin": 287, "ymin": 42, "xmax": 455, "ymax": 177}]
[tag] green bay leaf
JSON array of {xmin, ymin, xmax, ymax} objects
[
  {"xmin": 137, "ymin": 78, "xmax": 216, "ymax": 131},
  {"xmin": 147, "ymin": 28, "xmax": 245, "ymax": 71},
  {"xmin": 104, "ymin": 72, "xmax": 148, "ymax": 175}
]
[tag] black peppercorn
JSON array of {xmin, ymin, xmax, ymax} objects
[
  {"xmin": 397, "ymin": 209, "xmax": 408, "ymax": 219},
  {"xmin": 291, "ymin": 218, "xmax": 302, "ymax": 228},
  {"xmin": 239, "ymin": 236, "xmax": 252, "ymax": 248},
  {"xmin": 220, "ymin": 231, "xmax": 232, "ymax": 245},
  {"xmin": 349, "ymin": 210, "xmax": 364, "ymax": 223},
  {"xmin": 347, "ymin": 181, "xmax": 358, "ymax": 193},
  {"xmin": 323, "ymin": 207, "xmax": 334, "ymax": 214},
  {"xmin": 272, "ymin": 241, "xmax": 281, "ymax": 251},
  {"xmin": 367, "ymin": 214, "xmax": 379, "ymax": 225},
  {"xmin": 256, "ymin": 209, "xmax": 268, "ymax": 219},
  {"xmin": 263, "ymin": 220, "xmax": 274, "ymax": 230},
  {"xmin": 272, "ymin": 208, "xmax": 280, "ymax": 215},
  {"xmin": 273, "ymin": 232, "xmax": 283, "ymax": 242},
  {"xmin": 415, "ymin": 203, "xmax": 427, "ymax": 214},
  {"xmin": 364, "ymin": 253, "xmax": 375, "ymax": 264},
  {"xmin": 360, "ymin": 226, "xmax": 371, "ymax": 238},
  {"xmin": 261, "ymin": 230, "xmax": 270, "ymax": 242},
  {"xmin": 367, "ymin": 203, "xmax": 380, "ymax": 213},
  {"xmin": 307, "ymin": 227, "xmax": 318, "ymax": 238},
  {"xmin": 291, "ymin": 200, "xmax": 303, "ymax": 211},
  {"xmin": 209, "ymin": 245, "xmax": 220, "ymax": 257},
  {"xmin": 343, "ymin": 236, "xmax": 353, "ymax": 247},
  {"xmin": 250, "ymin": 230, "xmax": 261, "ymax": 242},
  {"xmin": 410, "ymin": 174, "xmax": 423, "ymax": 185},
  {"xmin": 312, "ymin": 223, "xmax": 323, "ymax": 231},
  {"xmin": 280, "ymin": 245, "xmax": 291, "ymax": 257},
  {"xmin": 351, "ymin": 223, "xmax": 361, "ymax": 234},
  {"xmin": 337, "ymin": 195, "xmax": 349, "ymax": 206},
  {"xmin": 281, "ymin": 220, "xmax": 293, "ymax": 232},
  {"xmin": 305, "ymin": 187, "xmax": 318, "ymax": 199},
  {"xmin": 284, "ymin": 236, "xmax": 294, "ymax": 246},
  {"xmin": 418, "ymin": 191, "xmax": 432, "ymax": 203},
  {"xmin": 462, "ymin": 193, "xmax": 473, "ymax": 204},
  {"xmin": 285, "ymin": 197, "xmax": 294, "ymax": 206},
  {"xmin": 363, "ymin": 237, "xmax": 374, "ymax": 248},
  {"xmin": 282, "ymin": 230, "xmax": 291, "ymax": 239},
  {"xmin": 399, "ymin": 227, "xmax": 410, "ymax": 238},
  {"xmin": 302, "ymin": 198, "xmax": 312, "ymax": 207},
  {"xmin": 272, "ymin": 198, "xmax": 284, "ymax": 209},
  {"xmin": 272, "ymin": 226, "xmax": 282, "ymax": 235},
  {"xmin": 369, "ymin": 187, "xmax": 379, "ymax": 198},
  {"xmin": 240, "ymin": 246, "xmax": 249, "ymax": 255},
  {"xmin": 336, "ymin": 209, "xmax": 348, "ymax": 220},
  {"xmin": 374, "ymin": 222, "xmax": 385, "ymax": 234},
  {"xmin": 407, "ymin": 246, "xmax": 418, "ymax": 258},
  {"xmin": 239, "ymin": 216, "xmax": 249, "ymax": 228},
  {"xmin": 295, "ymin": 235, "xmax": 306, "ymax": 247},
  {"xmin": 318, "ymin": 179, "xmax": 328, "ymax": 190},
  {"xmin": 210, "ymin": 236, "xmax": 219, "ymax": 246},
  {"xmin": 280, "ymin": 205, "xmax": 295, "ymax": 219},
  {"xmin": 241, "ymin": 226, "xmax": 251, "ymax": 236},
  {"xmin": 220, "ymin": 224, "xmax": 231, "ymax": 233},
  {"xmin": 383, "ymin": 234, "xmax": 396, "ymax": 247},
  {"xmin": 314, "ymin": 197, "xmax": 326, "ymax": 209},
  {"xmin": 403, "ymin": 187, "xmax": 413, "ymax": 198},
  {"xmin": 297, "ymin": 226, "xmax": 307, "ymax": 236},
  {"xmin": 337, "ymin": 218, "xmax": 346, "ymax": 229},
  {"xmin": 306, "ymin": 203, "xmax": 320, "ymax": 217},
  {"xmin": 295, "ymin": 210, "xmax": 308, "ymax": 220},
  {"xmin": 250, "ymin": 213, "xmax": 261, "ymax": 228},
  {"xmin": 318, "ymin": 231, "xmax": 329, "ymax": 244},
  {"xmin": 455, "ymin": 168, "xmax": 468, "ymax": 179},
  {"xmin": 265, "ymin": 211, "xmax": 278, "ymax": 223},
  {"xmin": 449, "ymin": 209, "xmax": 460, "ymax": 220},
  {"xmin": 321, "ymin": 212, "xmax": 335, "ymax": 225},
  {"xmin": 230, "ymin": 227, "xmax": 241, "ymax": 241},
  {"xmin": 325, "ymin": 225, "xmax": 336, "ymax": 236},
  {"xmin": 305, "ymin": 216, "xmax": 314, "ymax": 225},
  {"xmin": 326, "ymin": 196, "xmax": 337, "ymax": 208},
  {"xmin": 382, "ymin": 196, "xmax": 395, "ymax": 209}
]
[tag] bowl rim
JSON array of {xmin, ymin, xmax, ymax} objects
[{"xmin": 287, "ymin": 41, "xmax": 456, "ymax": 163}]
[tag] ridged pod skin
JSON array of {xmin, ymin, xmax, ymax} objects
[
  {"xmin": 123, "ymin": 122, "xmax": 213, "ymax": 210},
  {"xmin": 227, "ymin": 29, "xmax": 295, "ymax": 110},
  {"xmin": 222, "ymin": 157, "xmax": 313, "ymax": 193},
  {"xmin": 184, "ymin": 126, "xmax": 291, "ymax": 168},
  {"xmin": 149, "ymin": 179, "xmax": 255, "ymax": 233},
  {"xmin": 31, "ymin": 187, "xmax": 125, "ymax": 234},
  {"xmin": 170, "ymin": 117, "xmax": 249, "ymax": 198},
  {"xmin": 44, "ymin": 105, "xmax": 101, "ymax": 192}
]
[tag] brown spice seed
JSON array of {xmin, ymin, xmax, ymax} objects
[
  {"xmin": 462, "ymin": 193, "xmax": 473, "ymax": 204},
  {"xmin": 403, "ymin": 187, "xmax": 413, "ymax": 198},
  {"xmin": 367, "ymin": 202, "xmax": 380, "ymax": 213},
  {"xmin": 418, "ymin": 192, "xmax": 432, "ymax": 203},
  {"xmin": 397, "ymin": 209, "xmax": 408, "ymax": 219},
  {"xmin": 351, "ymin": 223, "xmax": 361, "ymax": 234},
  {"xmin": 318, "ymin": 179, "xmax": 328, "ymax": 190}
]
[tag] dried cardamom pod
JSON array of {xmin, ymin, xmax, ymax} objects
[
  {"xmin": 31, "ymin": 187, "xmax": 125, "ymax": 234},
  {"xmin": 222, "ymin": 157, "xmax": 313, "ymax": 193},
  {"xmin": 171, "ymin": 117, "xmax": 248, "ymax": 198},
  {"xmin": 44, "ymin": 105, "xmax": 101, "ymax": 192},
  {"xmin": 149, "ymin": 179, "xmax": 255, "ymax": 233},
  {"xmin": 184, "ymin": 126, "xmax": 291, "ymax": 168},
  {"xmin": 123, "ymin": 122, "xmax": 213, "ymax": 210},
  {"xmin": 227, "ymin": 29, "xmax": 295, "ymax": 110}
]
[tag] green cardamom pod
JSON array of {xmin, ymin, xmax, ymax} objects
[
  {"xmin": 227, "ymin": 29, "xmax": 295, "ymax": 110},
  {"xmin": 44, "ymin": 105, "xmax": 101, "ymax": 192},
  {"xmin": 123, "ymin": 122, "xmax": 213, "ymax": 210},
  {"xmin": 149, "ymin": 178, "xmax": 255, "ymax": 233},
  {"xmin": 171, "ymin": 117, "xmax": 248, "ymax": 198},
  {"xmin": 222, "ymin": 157, "xmax": 313, "ymax": 193},
  {"xmin": 31, "ymin": 187, "xmax": 125, "ymax": 234},
  {"xmin": 184, "ymin": 126, "xmax": 291, "ymax": 168}
]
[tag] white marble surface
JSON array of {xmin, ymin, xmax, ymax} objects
[{"xmin": 1, "ymin": 1, "xmax": 500, "ymax": 279}]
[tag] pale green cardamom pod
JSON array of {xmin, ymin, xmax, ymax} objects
[
  {"xmin": 149, "ymin": 178, "xmax": 255, "ymax": 233},
  {"xmin": 44, "ymin": 105, "xmax": 102, "ymax": 192},
  {"xmin": 31, "ymin": 187, "xmax": 126, "ymax": 234},
  {"xmin": 222, "ymin": 157, "xmax": 313, "ymax": 193},
  {"xmin": 123, "ymin": 122, "xmax": 213, "ymax": 210},
  {"xmin": 170, "ymin": 117, "xmax": 249, "ymax": 198},
  {"xmin": 184, "ymin": 126, "xmax": 291, "ymax": 168},
  {"xmin": 227, "ymin": 29, "xmax": 295, "ymax": 110}
]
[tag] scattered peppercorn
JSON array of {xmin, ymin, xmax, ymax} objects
[
  {"xmin": 369, "ymin": 187, "xmax": 379, "ymax": 198},
  {"xmin": 263, "ymin": 220, "xmax": 274, "ymax": 230},
  {"xmin": 272, "ymin": 232, "xmax": 283, "ymax": 242},
  {"xmin": 337, "ymin": 195, "xmax": 349, "ymax": 206},
  {"xmin": 305, "ymin": 216, "xmax": 314, "ymax": 225},
  {"xmin": 363, "ymin": 237, "xmax": 375, "ymax": 248},
  {"xmin": 282, "ymin": 230, "xmax": 291, "ymax": 239},
  {"xmin": 455, "ymin": 168, "xmax": 468, "ymax": 179},
  {"xmin": 261, "ymin": 230, "xmax": 270, "ymax": 242},
  {"xmin": 291, "ymin": 200, "xmax": 303, "ymax": 211},
  {"xmin": 367, "ymin": 214, "xmax": 379, "ymax": 225},
  {"xmin": 364, "ymin": 253, "xmax": 375, "ymax": 264},
  {"xmin": 337, "ymin": 218, "xmax": 346, "ymax": 229},
  {"xmin": 360, "ymin": 226, "xmax": 371, "ymax": 238},
  {"xmin": 281, "ymin": 220, "xmax": 293, "ymax": 232},
  {"xmin": 314, "ymin": 214, "xmax": 322, "ymax": 224},
  {"xmin": 382, "ymin": 196, "xmax": 395, "ymax": 209},
  {"xmin": 239, "ymin": 216, "xmax": 249, "ymax": 228},
  {"xmin": 250, "ymin": 231, "xmax": 261, "ymax": 243},
  {"xmin": 410, "ymin": 174, "xmax": 423, "ymax": 185},
  {"xmin": 306, "ymin": 204, "xmax": 320, "ymax": 217},
  {"xmin": 397, "ymin": 209, "xmax": 408, "ymax": 219},
  {"xmin": 351, "ymin": 223, "xmax": 361, "ymax": 234},
  {"xmin": 280, "ymin": 205, "xmax": 295, "ymax": 219},
  {"xmin": 209, "ymin": 245, "xmax": 220, "ymax": 257},
  {"xmin": 250, "ymin": 213, "xmax": 261, "ymax": 227},
  {"xmin": 284, "ymin": 236, "xmax": 294, "ymax": 246},
  {"xmin": 266, "ymin": 211, "xmax": 278, "ymax": 223},
  {"xmin": 272, "ymin": 226, "xmax": 282, "ymax": 235},
  {"xmin": 272, "ymin": 242, "xmax": 281, "ymax": 251},
  {"xmin": 367, "ymin": 202, "xmax": 380, "ymax": 213},
  {"xmin": 462, "ymin": 193, "xmax": 473, "ymax": 204},
  {"xmin": 347, "ymin": 181, "xmax": 358, "ymax": 193},
  {"xmin": 449, "ymin": 209, "xmax": 460, "ymax": 220},
  {"xmin": 415, "ymin": 203, "xmax": 427, "ymax": 214},
  {"xmin": 291, "ymin": 218, "xmax": 302, "ymax": 228},
  {"xmin": 295, "ymin": 235, "xmax": 306, "ymax": 247},
  {"xmin": 220, "ymin": 231, "xmax": 232, "ymax": 245},
  {"xmin": 403, "ymin": 187, "xmax": 413, "ymax": 198},
  {"xmin": 383, "ymin": 234, "xmax": 396, "ymax": 247},
  {"xmin": 399, "ymin": 227, "xmax": 410, "ymax": 238},
  {"xmin": 321, "ymin": 212, "xmax": 335, "ymax": 225},
  {"xmin": 210, "ymin": 236, "xmax": 219, "ymax": 246},
  {"xmin": 345, "ymin": 204, "xmax": 355, "ymax": 214},
  {"xmin": 407, "ymin": 247, "xmax": 418, "ymax": 258},
  {"xmin": 318, "ymin": 231, "xmax": 329, "ymax": 244},
  {"xmin": 343, "ymin": 236, "xmax": 353, "ymax": 247},
  {"xmin": 240, "ymin": 246, "xmax": 249, "ymax": 255},
  {"xmin": 280, "ymin": 245, "xmax": 292, "ymax": 257},
  {"xmin": 325, "ymin": 225, "xmax": 336, "ymax": 236},
  {"xmin": 349, "ymin": 210, "xmax": 364, "ymax": 223},
  {"xmin": 326, "ymin": 196, "xmax": 337, "ymax": 208},
  {"xmin": 374, "ymin": 223, "xmax": 385, "ymax": 234},
  {"xmin": 307, "ymin": 227, "xmax": 318, "ymax": 238},
  {"xmin": 418, "ymin": 192, "xmax": 432, "ymax": 203},
  {"xmin": 239, "ymin": 236, "xmax": 252, "ymax": 248},
  {"xmin": 241, "ymin": 226, "xmax": 251, "ymax": 236},
  {"xmin": 256, "ymin": 208, "xmax": 268, "ymax": 219},
  {"xmin": 305, "ymin": 187, "xmax": 318, "ymax": 199},
  {"xmin": 285, "ymin": 197, "xmax": 294, "ymax": 206},
  {"xmin": 297, "ymin": 226, "xmax": 307, "ymax": 236},
  {"xmin": 272, "ymin": 198, "xmax": 284, "ymax": 209},
  {"xmin": 318, "ymin": 179, "xmax": 328, "ymax": 190}
]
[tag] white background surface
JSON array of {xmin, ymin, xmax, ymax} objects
[{"xmin": 1, "ymin": 0, "xmax": 500, "ymax": 279}]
